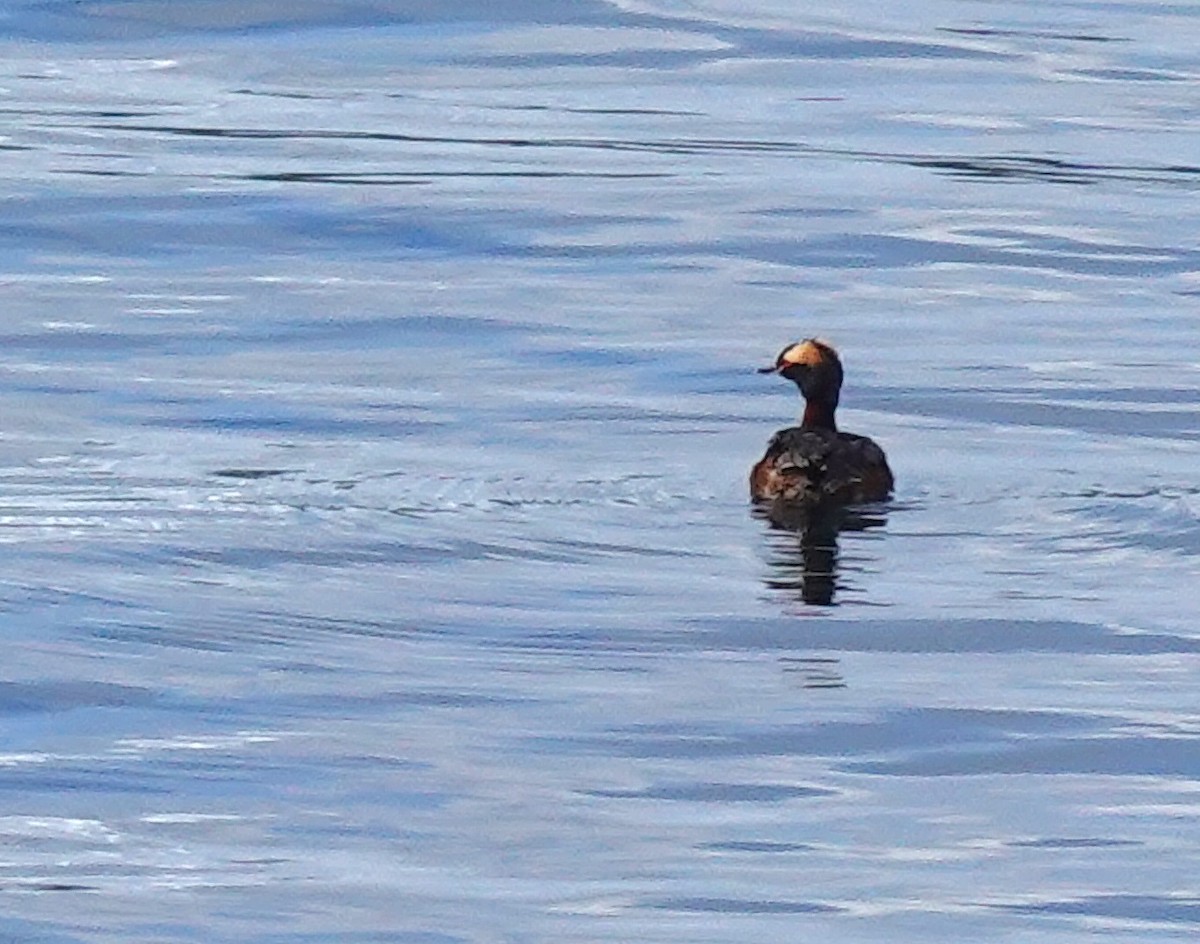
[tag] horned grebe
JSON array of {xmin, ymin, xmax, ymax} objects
[{"xmin": 750, "ymin": 339, "xmax": 893, "ymax": 506}]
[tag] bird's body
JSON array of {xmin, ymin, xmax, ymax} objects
[
  {"xmin": 750, "ymin": 426, "xmax": 892, "ymax": 505},
  {"xmin": 751, "ymin": 339, "xmax": 893, "ymax": 506}
]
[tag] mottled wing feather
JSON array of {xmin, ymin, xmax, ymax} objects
[{"xmin": 750, "ymin": 427, "xmax": 893, "ymax": 505}]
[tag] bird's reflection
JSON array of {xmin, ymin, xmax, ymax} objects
[{"xmin": 753, "ymin": 501, "xmax": 888, "ymax": 605}]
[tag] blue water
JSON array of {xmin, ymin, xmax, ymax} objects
[{"xmin": 2, "ymin": 1, "xmax": 1200, "ymax": 940}]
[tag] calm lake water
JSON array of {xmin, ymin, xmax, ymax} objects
[{"xmin": 2, "ymin": 1, "xmax": 1200, "ymax": 941}]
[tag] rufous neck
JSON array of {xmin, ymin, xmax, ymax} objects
[{"xmin": 801, "ymin": 398, "xmax": 838, "ymax": 431}]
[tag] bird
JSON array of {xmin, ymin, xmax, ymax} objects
[{"xmin": 750, "ymin": 339, "xmax": 893, "ymax": 506}]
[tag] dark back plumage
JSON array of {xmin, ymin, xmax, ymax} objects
[{"xmin": 751, "ymin": 427, "xmax": 893, "ymax": 505}]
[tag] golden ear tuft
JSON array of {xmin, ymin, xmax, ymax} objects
[{"xmin": 779, "ymin": 338, "xmax": 836, "ymax": 368}]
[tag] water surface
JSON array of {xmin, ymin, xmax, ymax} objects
[{"xmin": 2, "ymin": 1, "xmax": 1200, "ymax": 941}]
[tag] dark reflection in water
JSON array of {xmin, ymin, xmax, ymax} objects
[
  {"xmin": 87, "ymin": 121, "xmax": 1200, "ymax": 190},
  {"xmin": 987, "ymin": 894, "xmax": 1200, "ymax": 925},
  {"xmin": 781, "ymin": 656, "xmax": 846, "ymax": 689},
  {"xmin": 754, "ymin": 502, "xmax": 888, "ymax": 606}
]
